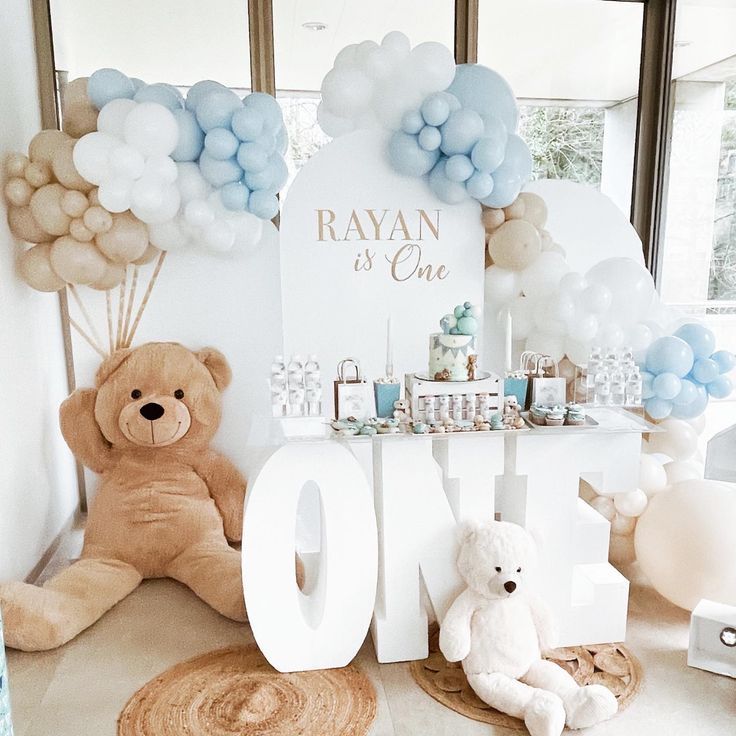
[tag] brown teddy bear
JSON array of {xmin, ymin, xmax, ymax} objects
[{"xmin": 0, "ymin": 342, "xmax": 248, "ymax": 651}]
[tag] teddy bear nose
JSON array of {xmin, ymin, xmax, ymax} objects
[
  {"xmin": 504, "ymin": 581, "xmax": 517, "ymax": 594},
  {"xmin": 139, "ymin": 402, "xmax": 165, "ymax": 421}
]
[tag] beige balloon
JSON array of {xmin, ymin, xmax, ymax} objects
[
  {"xmin": 50, "ymin": 235, "xmax": 108, "ymax": 284},
  {"xmin": 28, "ymin": 130, "xmax": 70, "ymax": 165},
  {"xmin": 83, "ymin": 205, "xmax": 113, "ymax": 234},
  {"xmin": 89, "ymin": 262, "xmax": 126, "ymax": 291},
  {"xmin": 69, "ymin": 218, "xmax": 95, "ymax": 242},
  {"xmin": 503, "ymin": 197, "xmax": 526, "ymax": 221},
  {"xmin": 88, "ymin": 188, "xmax": 101, "ymax": 207},
  {"xmin": 487, "ymin": 219, "xmax": 542, "ymax": 271},
  {"xmin": 95, "ymin": 212, "xmax": 149, "ymax": 264},
  {"xmin": 133, "ymin": 243, "xmax": 160, "ymax": 266},
  {"xmin": 4, "ymin": 152, "xmax": 29, "ymax": 178},
  {"xmin": 61, "ymin": 78, "xmax": 99, "ymax": 138},
  {"xmin": 481, "ymin": 206, "xmax": 505, "ymax": 232},
  {"xmin": 18, "ymin": 243, "xmax": 67, "ymax": 292},
  {"xmin": 517, "ymin": 192, "xmax": 548, "ymax": 229},
  {"xmin": 61, "ymin": 189, "xmax": 89, "ymax": 218},
  {"xmin": 29, "ymin": 183, "xmax": 72, "ymax": 236},
  {"xmin": 24, "ymin": 161, "xmax": 52, "ymax": 188},
  {"xmin": 4, "ymin": 177, "xmax": 33, "ymax": 207},
  {"xmin": 7, "ymin": 205, "xmax": 52, "ymax": 243},
  {"xmin": 52, "ymin": 138, "xmax": 94, "ymax": 192}
]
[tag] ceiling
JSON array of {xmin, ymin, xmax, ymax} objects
[{"xmin": 50, "ymin": 0, "xmax": 736, "ymax": 105}]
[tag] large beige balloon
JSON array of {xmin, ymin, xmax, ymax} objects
[
  {"xmin": 517, "ymin": 192, "xmax": 548, "ymax": 229},
  {"xmin": 29, "ymin": 183, "xmax": 71, "ymax": 236},
  {"xmin": 4, "ymin": 152, "xmax": 29, "ymax": 178},
  {"xmin": 7, "ymin": 205, "xmax": 52, "ymax": 242},
  {"xmin": 50, "ymin": 235, "xmax": 109, "ymax": 284},
  {"xmin": 481, "ymin": 206, "xmax": 505, "ymax": 232},
  {"xmin": 18, "ymin": 243, "xmax": 66, "ymax": 291},
  {"xmin": 4, "ymin": 177, "xmax": 33, "ymax": 207},
  {"xmin": 487, "ymin": 219, "xmax": 542, "ymax": 271},
  {"xmin": 635, "ymin": 480, "xmax": 736, "ymax": 610},
  {"xmin": 133, "ymin": 243, "xmax": 160, "ymax": 266},
  {"xmin": 28, "ymin": 129, "xmax": 70, "ymax": 165},
  {"xmin": 83, "ymin": 205, "xmax": 113, "ymax": 234},
  {"xmin": 89, "ymin": 262, "xmax": 126, "ymax": 290},
  {"xmin": 61, "ymin": 77, "xmax": 99, "ymax": 138},
  {"xmin": 95, "ymin": 212, "xmax": 149, "ymax": 263},
  {"xmin": 51, "ymin": 138, "xmax": 94, "ymax": 192}
]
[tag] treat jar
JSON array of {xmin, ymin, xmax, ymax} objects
[{"xmin": 0, "ymin": 608, "xmax": 13, "ymax": 736}]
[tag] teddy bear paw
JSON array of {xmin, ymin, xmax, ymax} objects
[
  {"xmin": 563, "ymin": 684, "xmax": 618, "ymax": 729},
  {"xmin": 524, "ymin": 690, "xmax": 566, "ymax": 736}
]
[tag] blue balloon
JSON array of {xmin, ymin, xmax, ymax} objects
[
  {"xmin": 641, "ymin": 370, "xmax": 655, "ymax": 399},
  {"xmin": 479, "ymin": 169, "xmax": 522, "ymax": 208},
  {"xmin": 230, "ymin": 106, "xmax": 263, "ymax": 142},
  {"xmin": 466, "ymin": 171, "xmax": 493, "ymax": 199},
  {"xmin": 254, "ymin": 131, "xmax": 277, "ymax": 156},
  {"xmin": 131, "ymin": 78, "xmax": 146, "ymax": 92},
  {"xmin": 205, "ymin": 127, "xmax": 240, "ymax": 160},
  {"xmin": 389, "ymin": 131, "xmax": 439, "ymax": 177},
  {"xmin": 653, "ymin": 372, "xmax": 681, "ymax": 400},
  {"xmin": 645, "ymin": 397, "xmax": 673, "ymax": 420},
  {"xmin": 670, "ymin": 384, "xmax": 709, "ymax": 419},
  {"xmin": 401, "ymin": 110, "xmax": 424, "ymax": 135},
  {"xmin": 133, "ymin": 83, "xmax": 183, "ymax": 111},
  {"xmin": 243, "ymin": 154, "xmax": 288, "ymax": 194},
  {"xmin": 479, "ymin": 113, "xmax": 508, "ymax": 144},
  {"xmin": 672, "ymin": 378, "xmax": 699, "ymax": 407},
  {"xmin": 195, "ymin": 90, "xmax": 242, "ymax": 132},
  {"xmin": 243, "ymin": 92, "xmax": 283, "ymax": 132},
  {"xmin": 712, "ymin": 350, "xmax": 736, "ymax": 374},
  {"xmin": 417, "ymin": 126, "xmax": 441, "ymax": 152},
  {"xmin": 691, "ymin": 358, "xmax": 720, "ymax": 385},
  {"xmin": 706, "ymin": 375, "xmax": 733, "ymax": 399},
  {"xmin": 440, "ymin": 108, "xmax": 484, "ymax": 156},
  {"xmin": 87, "ymin": 68, "xmax": 135, "ymax": 109},
  {"xmin": 237, "ymin": 141, "xmax": 269, "ymax": 173},
  {"xmin": 471, "ymin": 136, "xmax": 505, "ymax": 173},
  {"xmin": 674, "ymin": 323, "xmax": 716, "ymax": 359},
  {"xmin": 421, "ymin": 93, "xmax": 451, "ymax": 127},
  {"xmin": 275, "ymin": 125, "xmax": 288, "ymax": 155},
  {"xmin": 220, "ymin": 181, "xmax": 250, "ymax": 211},
  {"xmin": 646, "ymin": 336, "xmax": 694, "ymax": 378},
  {"xmin": 447, "ymin": 64, "xmax": 519, "ymax": 133},
  {"xmin": 428, "ymin": 160, "xmax": 469, "ymax": 204},
  {"xmin": 170, "ymin": 109, "xmax": 204, "ymax": 162},
  {"xmin": 198, "ymin": 151, "xmax": 242, "ymax": 187},
  {"xmin": 445, "ymin": 154, "xmax": 474, "ymax": 183},
  {"xmin": 249, "ymin": 190, "xmax": 279, "ymax": 219},
  {"xmin": 185, "ymin": 80, "xmax": 229, "ymax": 112},
  {"xmin": 479, "ymin": 134, "xmax": 531, "ymax": 208}
]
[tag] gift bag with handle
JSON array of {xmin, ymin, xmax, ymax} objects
[
  {"xmin": 333, "ymin": 358, "xmax": 373, "ymax": 420},
  {"xmin": 504, "ymin": 350, "xmax": 536, "ymax": 410},
  {"xmin": 530, "ymin": 355, "xmax": 567, "ymax": 407}
]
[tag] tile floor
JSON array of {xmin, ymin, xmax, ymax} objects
[{"xmin": 5, "ymin": 528, "xmax": 736, "ymax": 736}]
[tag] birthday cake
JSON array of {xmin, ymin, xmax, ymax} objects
[{"xmin": 428, "ymin": 301, "xmax": 480, "ymax": 381}]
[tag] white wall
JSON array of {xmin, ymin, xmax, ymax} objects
[{"xmin": 0, "ymin": 0, "xmax": 79, "ymax": 582}]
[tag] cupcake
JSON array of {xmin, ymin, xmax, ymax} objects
[
  {"xmin": 545, "ymin": 406, "xmax": 565, "ymax": 426},
  {"xmin": 530, "ymin": 404, "xmax": 549, "ymax": 425},
  {"xmin": 489, "ymin": 412, "xmax": 505, "ymax": 430},
  {"xmin": 566, "ymin": 403, "xmax": 586, "ymax": 426}
]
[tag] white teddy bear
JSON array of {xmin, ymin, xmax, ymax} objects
[{"xmin": 440, "ymin": 520, "xmax": 617, "ymax": 736}]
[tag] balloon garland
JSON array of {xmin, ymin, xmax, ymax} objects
[{"xmin": 3, "ymin": 70, "xmax": 288, "ymax": 356}]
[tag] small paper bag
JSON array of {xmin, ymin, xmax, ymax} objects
[{"xmin": 530, "ymin": 356, "xmax": 566, "ymax": 407}]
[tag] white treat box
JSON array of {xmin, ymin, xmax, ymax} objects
[
  {"xmin": 688, "ymin": 599, "xmax": 736, "ymax": 678},
  {"xmin": 405, "ymin": 371, "xmax": 502, "ymax": 423}
]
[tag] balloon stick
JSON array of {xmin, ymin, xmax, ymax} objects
[
  {"xmin": 69, "ymin": 316, "xmax": 106, "ymax": 359},
  {"xmin": 115, "ymin": 275, "xmax": 126, "ymax": 350},
  {"xmin": 125, "ymin": 251, "xmax": 166, "ymax": 348},
  {"xmin": 121, "ymin": 265, "xmax": 140, "ymax": 347},
  {"xmin": 105, "ymin": 290, "xmax": 114, "ymax": 355},
  {"xmin": 68, "ymin": 284, "xmax": 104, "ymax": 352}
]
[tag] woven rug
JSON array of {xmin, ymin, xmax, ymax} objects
[
  {"xmin": 411, "ymin": 625, "xmax": 642, "ymax": 731},
  {"xmin": 118, "ymin": 644, "xmax": 376, "ymax": 736}
]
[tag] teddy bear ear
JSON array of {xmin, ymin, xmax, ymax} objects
[
  {"xmin": 458, "ymin": 519, "xmax": 482, "ymax": 545},
  {"xmin": 197, "ymin": 348, "xmax": 232, "ymax": 391},
  {"xmin": 95, "ymin": 348, "xmax": 133, "ymax": 386}
]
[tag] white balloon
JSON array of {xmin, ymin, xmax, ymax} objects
[
  {"xmin": 131, "ymin": 184, "xmax": 180, "ymax": 225},
  {"xmin": 686, "ymin": 414, "xmax": 706, "ymax": 436},
  {"xmin": 525, "ymin": 330, "xmax": 565, "ymax": 363},
  {"xmin": 580, "ymin": 284, "xmax": 612, "ymax": 314},
  {"xmin": 564, "ymin": 337, "xmax": 593, "ymax": 367},
  {"xmin": 317, "ymin": 102, "xmax": 355, "ymax": 138},
  {"xmin": 97, "ymin": 177, "xmax": 133, "ymax": 213},
  {"xmin": 109, "ymin": 144, "xmax": 146, "ymax": 180},
  {"xmin": 131, "ymin": 176, "xmax": 164, "ymax": 212},
  {"xmin": 72, "ymin": 132, "xmax": 119, "ymax": 185},
  {"xmin": 185, "ymin": 199, "xmax": 215, "ymax": 228},
  {"xmin": 97, "ymin": 98, "xmax": 137, "ymax": 138},
  {"xmin": 362, "ymin": 45, "xmax": 393, "ymax": 81},
  {"xmin": 176, "ymin": 162, "xmax": 210, "ymax": 203},
  {"xmin": 485, "ymin": 265, "xmax": 521, "ymax": 306},
  {"xmin": 409, "ymin": 41, "xmax": 456, "ymax": 94},
  {"xmin": 321, "ymin": 67, "xmax": 372, "ymax": 118},
  {"xmin": 203, "ymin": 220, "xmax": 235, "ymax": 251},
  {"xmin": 533, "ymin": 298, "xmax": 567, "ymax": 336},
  {"xmin": 373, "ymin": 77, "xmax": 423, "ymax": 130},
  {"xmin": 230, "ymin": 210, "xmax": 264, "ymax": 252},
  {"xmin": 587, "ymin": 257, "xmax": 655, "ymax": 326},
  {"xmin": 568, "ymin": 312, "xmax": 599, "ymax": 342},
  {"xmin": 664, "ymin": 459, "xmax": 703, "ymax": 486},
  {"xmin": 614, "ymin": 489, "xmax": 648, "ymax": 518},
  {"xmin": 559, "ymin": 271, "xmax": 587, "ymax": 293},
  {"xmin": 639, "ymin": 453, "xmax": 668, "ymax": 496},
  {"xmin": 123, "ymin": 102, "xmax": 179, "ymax": 157},
  {"xmin": 508, "ymin": 296, "xmax": 535, "ymax": 340},
  {"xmin": 647, "ymin": 419, "xmax": 698, "ymax": 462},
  {"xmin": 334, "ymin": 44, "xmax": 358, "ymax": 69},
  {"xmin": 596, "ymin": 321, "xmax": 625, "ymax": 349},
  {"xmin": 627, "ymin": 322, "xmax": 653, "ymax": 363},
  {"xmin": 147, "ymin": 217, "xmax": 190, "ymax": 251},
  {"xmin": 144, "ymin": 155, "xmax": 178, "ymax": 184},
  {"xmin": 589, "ymin": 495, "xmax": 615, "ymax": 521},
  {"xmin": 381, "ymin": 31, "xmax": 411, "ymax": 60},
  {"xmin": 520, "ymin": 251, "xmax": 569, "ymax": 299}
]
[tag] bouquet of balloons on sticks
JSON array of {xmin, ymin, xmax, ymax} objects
[{"xmin": 3, "ymin": 68, "xmax": 289, "ymax": 357}]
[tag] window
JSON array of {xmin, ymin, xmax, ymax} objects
[{"xmin": 477, "ymin": 0, "xmax": 644, "ymax": 217}]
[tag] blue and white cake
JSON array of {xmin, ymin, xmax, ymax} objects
[{"xmin": 429, "ymin": 300, "xmax": 480, "ymax": 381}]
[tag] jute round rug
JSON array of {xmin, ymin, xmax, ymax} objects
[
  {"xmin": 118, "ymin": 644, "xmax": 376, "ymax": 736},
  {"xmin": 411, "ymin": 625, "xmax": 642, "ymax": 731}
]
